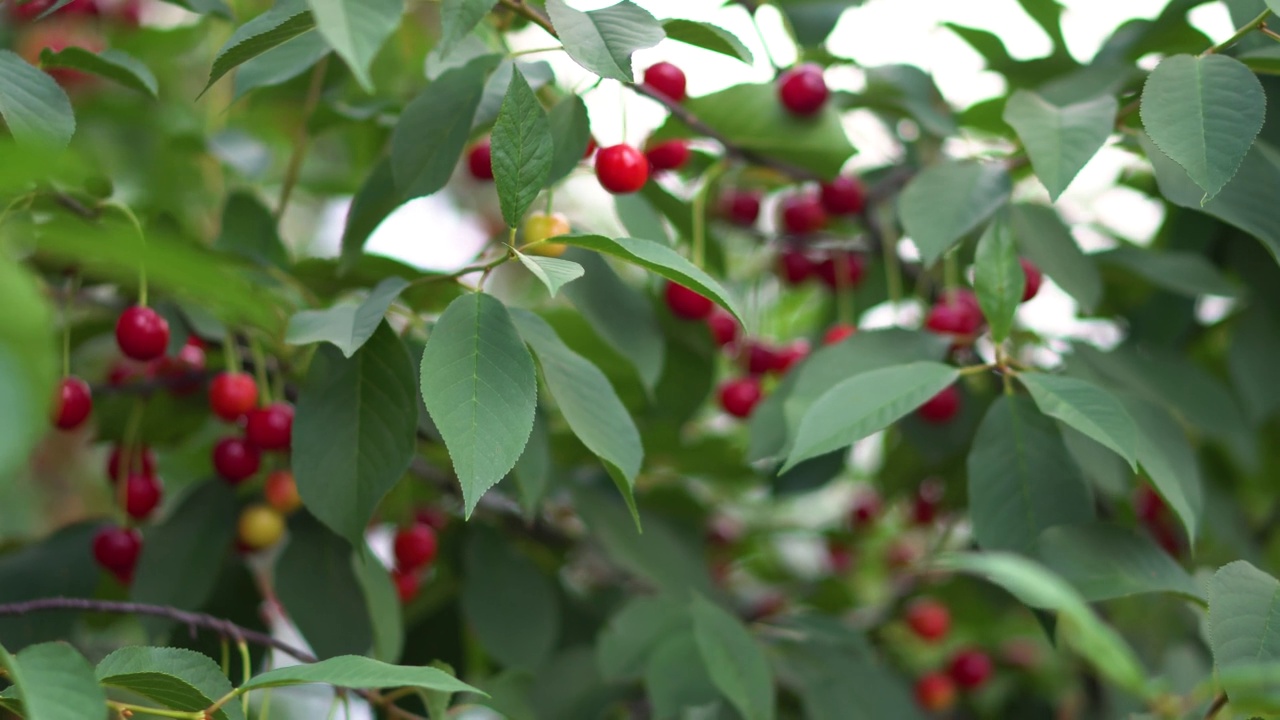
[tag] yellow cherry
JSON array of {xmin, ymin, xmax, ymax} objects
[{"xmin": 522, "ymin": 212, "xmax": 571, "ymax": 257}]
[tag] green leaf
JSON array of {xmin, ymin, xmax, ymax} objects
[
  {"xmin": 691, "ymin": 595, "xmax": 775, "ymax": 720},
  {"xmin": 511, "ymin": 309, "xmax": 644, "ymax": 527},
  {"xmin": 967, "ymin": 395, "xmax": 1095, "ymax": 553},
  {"xmin": 509, "ymin": 407, "xmax": 551, "ymax": 517},
  {"xmin": 513, "ymin": 250, "xmax": 584, "ymax": 297},
  {"xmin": 972, "ymin": 210, "xmax": 1023, "ymax": 343},
  {"xmin": 241, "ymin": 654, "xmax": 483, "ymax": 694},
  {"xmin": 276, "ymin": 513, "xmax": 374, "ymax": 659},
  {"xmin": 214, "ymin": 191, "xmax": 290, "ymax": 269},
  {"xmin": 475, "ymin": 59, "xmax": 552, "ymax": 129},
  {"xmin": 391, "ymin": 56, "xmax": 495, "ymax": 200},
  {"xmin": 661, "ymin": 19, "xmax": 752, "ymax": 64},
  {"xmin": 1123, "ymin": 395, "xmax": 1203, "ymax": 545},
  {"xmin": 544, "ymin": 0, "xmax": 664, "ymax": 82},
  {"xmin": 646, "ymin": 635, "xmax": 721, "ymax": 718},
  {"xmin": 420, "ymin": 293, "xmax": 537, "ymax": 516},
  {"xmin": 293, "ymin": 322, "xmax": 418, "ymax": 544},
  {"xmin": 597, "ymin": 596, "xmax": 689, "ymax": 681},
  {"xmin": 204, "ymin": 0, "xmax": 316, "ymax": 93},
  {"xmin": 462, "ymin": 527, "xmax": 560, "ymax": 669},
  {"xmin": 546, "ymin": 95, "xmax": 591, "ymax": 185},
  {"xmin": 96, "ymin": 647, "xmax": 243, "ymax": 720},
  {"xmin": 0, "ymin": 50, "xmax": 74, "ymax": 147},
  {"xmin": 0, "ymin": 524, "xmax": 99, "ymax": 649},
  {"xmin": 439, "ymin": 0, "xmax": 495, "ymax": 57},
  {"xmin": 286, "ymin": 277, "xmax": 411, "ymax": 357},
  {"xmin": 305, "ymin": 0, "xmax": 402, "ymax": 92},
  {"xmin": 558, "ymin": 234, "xmax": 744, "ymax": 324},
  {"xmin": 353, "ymin": 547, "xmax": 404, "ymax": 663},
  {"xmin": 1008, "ymin": 203, "xmax": 1102, "ymax": 312},
  {"xmin": 855, "ymin": 64, "xmax": 956, "ymax": 137},
  {"xmin": 38, "ymin": 47, "xmax": 157, "ymax": 97},
  {"xmin": 773, "ymin": 0, "xmax": 857, "ymax": 47},
  {"xmin": 492, "ymin": 68, "xmax": 553, "ymax": 226},
  {"xmin": 1002, "ymin": 89, "xmax": 1116, "ymax": 200},
  {"xmin": 615, "ymin": 193, "xmax": 670, "ymax": 243},
  {"xmin": 898, "ymin": 161, "xmax": 1011, "ymax": 266},
  {"xmin": 1228, "ymin": 304, "xmax": 1280, "ymax": 424},
  {"xmin": 783, "ymin": 362, "xmax": 959, "ymax": 472},
  {"xmin": 0, "ymin": 642, "xmax": 106, "ymax": 720},
  {"xmin": 1036, "ymin": 523, "xmax": 1203, "ymax": 603},
  {"xmin": 340, "ymin": 158, "xmax": 401, "ymax": 269},
  {"xmin": 232, "ymin": 31, "xmax": 329, "ymax": 100},
  {"xmin": 0, "ymin": 257, "xmax": 56, "ymax": 486},
  {"xmin": 1018, "ymin": 373, "xmax": 1138, "ymax": 470},
  {"xmin": 1096, "ymin": 244, "xmax": 1241, "ymax": 298},
  {"xmin": 1141, "ymin": 54, "xmax": 1264, "ymax": 199},
  {"xmin": 1209, "ymin": 561, "xmax": 1280, "ymax": 675}
]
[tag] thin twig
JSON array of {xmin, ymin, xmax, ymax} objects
[{"xmin": 1203, "ymin": 692, "xmax": 1228, "ymax": 719}]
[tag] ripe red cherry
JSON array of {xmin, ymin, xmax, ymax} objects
[
  {"xmin": 948, "ymin": 649, "xmax": 993, "ymax": 689},
  {"xmin": 918, "ymin": 385, "xmax": 961, "ymax": 424},
  {"xmin": 643, "ymin": 62, "xmax": 687, "ymax": 102},
  {"xmin": 392, "ymin": 568, "xmax": 421, "ymax": 604},
  {"xmin": 820, "ymin": 176, "xmax": 866, "ymax": 215},
  {"xmin": 823, "ymin": 323, "xmax": 857, "ymax": 346},
  {"xmin": 914, "ymin": 672, "xmax": 957, "ymax": 711},
  {"xmin": 393, "ymin": 523, "xmax": 439, "ymax": 571},
  {"xmin": 209, "ymin": 372, "xmax": 258, "ymax": 422},
  {"xmin": 124, "ymin": 473, "xmax": 163, "ymax": 521},
  {"xmin": 1134, "ymin": 484, "xmax": 1167, "ymax": 523},
  {"xmin": 415, "ymin": 506, "xmax": 450, "ymax": 532},
  {"xmin": 777, "ymin": 249, "xmax": 815, "ymax": 285},
  {"xmin": 595, "ymin": 144, "xmax": 649, "ymax": 194},
  {"xmin": 912, "ymin": 478, "xmax": 945, "ymax": 525},
  {"xmin": 53, "ymin": 377, "xmax": 92, "ymax": 430},
  {"xmin": 777, "ymin": 64, "xmax": 829, "ymax": 116},
  {"xmin": 645, "ymin": 139, "xmax": 690, "ymax": 171},
  {"xmin": 925, "ymin": 290, "xmax": 984, "ymax": 339},
  {"xmin": 719, "ymin": 189, "xmax": 761, "ymax": 227},
  {"xmin": 115, "ymin": 306, "xmax": 170, "ymax": 362},
  {"xmin": 780, "ymin": 193, "xmax": 826, "ymax": 235},
  {"xmin": 719, "ymin": 377, "xmax": 763, "ymax": 418},
  {"xmin": 904, "ymin": 598, "xmax": 951, "ymax": 642},
  {"xmin": 1020, "ymin": 257, "xmax": 1043, "ymax": 302},
  {"xmin": 107, "ymin": 445, "xmax": 156, "ymax": 483},
  {"xmin": 9, "ymin": 0, "xmax": 98, "ymax": 20},
  {"xmin": 706, "ymin": 309, "xmax": 739, "ymax": 348},
  {"xmin": 848, "ymin": 489, "xmax": 881, "ymax": 529},
  {"xmin": 582, "ymin": 137, "xmax": 597, "ymax": 160},
  {"xmin": 815, "ymin": 252, "xmax": 866, "ymax": 290},
  {"xmin": 772, "ymin": 340, "xmax": 809, "ymax": 374},
  {"xmin": 153, "ymin": 340, "xmax": 205, "ymax": 395},
  {"xmin": 742, "ymin": 341, "xmax": 781, "ymax": 375},
  {"xmin": 467, "ymin": 141, "xmax": 493, "ymax": 181},
  {"xmin": 664, "ymin": 281, "xmax": 714, "ymax": 320},
  {"xmin": 92, "ymin": 525, "xmax": 142, "ymax": 583},
  {"xmin": 213, "ymin": 437, "xmax": 261, "ymax": 484},
  {"xmin": 245, "ymin": 403, "xmax": 294, "ymax": 451}
]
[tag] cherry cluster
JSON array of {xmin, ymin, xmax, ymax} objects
[
  {"xmin": 390, "ymin": 515, "xmax": 441, "ymax": 604},
  {"xmin": 7, "ymin": 0, "xmax": 142, "ymax": 89}
]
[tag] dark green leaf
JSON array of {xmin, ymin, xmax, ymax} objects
[
  {"xmin": 204, "ymin": 0, "xmax": 316, "ymax": 93},
  {"xmin": 462, "ymin": 527, "xmax": 560, "ymax": 668},
  {"xmin": 1096, "ymin": 245, "xmax": 1241, "ymax": 298},
  {"xmin": 773, "ymin": 0, "xmax": 859, "ymax": 46},
  {"xmin": 511, "ymin": 408, "xmax": 551, "ymax": 516},
  {"xmin": 0, "ymin": 524, "xmax": 98, "ymax": 650},
  {"xmin": 391, "ymin": 56, "xmax": 495, "ymax": 200},
  {"xmin": 492, "ymin": 68, "xmax": 553, "ymax": 226},
  {"xmin": 546, "ymin": 95, "xmax": 591, "ymax": 185},
  {"xmin": 1, "ymin": 642, "xmax": 106, "ymax": 720},
  {"xmin": 691, "ymin": 595, "xmax": 774, "ymax": 720},
  {"xmin": 39, "ymin": 47, "xmax": 157, "ymax": 97},
  {"xmin": 96, "ymin": 647, "xmax": 242, "ymax": 720},
  {"xmin": 439, "ymin": 0, "xmax": 495, "ymax": 57},
  {"xmin": 973, "ymin": 210, "xmax": 1023, "ymax": 343},
  {"xmin": 305, "ymin": 0, "xmax": 402, "ymax": 91},
  {"xmin": 276, "ymin": 513, "xmax": 374, "ymax": 659},
  {"xmin": 232, "ymin": 32, "xmax": 329, "ymax": 100},
  {"xmin": 597, "ymin": 596, "xmax": 688, "ymax": 681},
  {"xmin": 340, "ymin": 158, "xmax": 401, "ymax": 270},
  {"xmin": 1036, "ymin": 523, "xmax": 1202, "ymax": 602},
  {"xmin": 661, "ymin": 20, "xmax": 752, "ymax": 63},
  {"xmin": 0, "ymin": 49, "xmax": 74, "ymax": 147},
  {"xmin": 241, "ymin": 654, "xmax": 482, "ymax": 693},
  {"xmin": 1228, "ymin": 304, "xmax": 1280, "ymax": 423},
  {"xmin": 855, "ymin": 64, "xmax": 956, "ymax": 137},
  {"xmin": 353, "ymin": 547, "xmax": 403, "ymax": 663},
  {"xmin": 898, "ymin": 161, "xmax": 1011, "ymax": 266},
  {"xmin": 646, "ymin": 635, "xmax": 721, "ymax": 718},
  {"xmin": 214, "ymin": 191, "xmax": 289, "ymax": 269},
  {"xmin": 1008, "ymin": 203, "xmax": 1102, "ymax": 312},
  {"xmin": 1018, "ymin": 373, "xmax": 1138, "ymax": 469},
  {"xmin": 545, "ymin": 0, "xmax": 664, "ymax": 82},
  {"xmin": 285, "ymin": 277, "xmax": 411, "ymax": 357},
  {"xmin": 1002, "ymin": 89, "xmax": 1116, "ymax": 200},
  {"xmin": 1122, "ymin": 395, "xmax": 1204, "ymax": 545},
  {"xmin": 1209, "ymin": 562, "xmax": 1280, "ymax": 699}
]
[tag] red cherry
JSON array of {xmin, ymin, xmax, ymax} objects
[
  {"xmin": 153, "ymin": 341, "xmax": 205, "ymax": 395},
  {"xmin": 772, "ymin": 340, "xmax": 809, "ymax": 374},
  {"xmin": 212, "ymin": 437, "xmax": 261, "ymax": 485},
  {"xmin": 914, "ymin": 672, "xmax": 957, "ymax": 711},
  {"xmin": 645, "ymin": 139, "xmax": 690, "ymax": 171},
  {"xmin": 115, "ymin": 306, "xmax": 170, "ymax": 362},
  {"xmin": 904, "ymin": 598, "xmax": 951, "ymax": 642},
  {"xmin": 664, "ymin": 281, "xmax": 714, "ymax": 320},
  {"xmin": 643, "ymin": 62, "xmax": 687, "ymax": 102},
  {"xmin": 92, "ymin": 525, "xmax": 142, "ymax": 583},
  {"xmin": 918, "ymin": 385, "xmax": 961, "ymax": 424},
  {"xmin": 595, "ymin": 144, "xmax": 649, "ymax": 194},
  {"xmin": 706, "ymin": 309, "xmax": 739, "ymax": 348},
  {"xmin": 208, "ymin": 372, "xmax": 258, "ymax": 422},
  {"xmin": 948, "ymin": 649, "xmax": 993, "ymax": 689},
  {"xmin": 826, "ymin": 538, "xmax": 854, "ymax": 574},
  {"xmin": 742, "ymin": 341, "xmax": 781, "ymax": 375},
  {"xmin": 393, "ymin": 523, "xmax": 439, "ymax": 571},
  {"xmin": 392, "ymin": 568, "xmax": 421, "ymax": 603},
  {"xmin": 719, "ymin": 189, "xmax": 761, "ymax": 227},
  {"xmin": 780, "ymin": 193, "xmax": 826, "ymax": 235},
  {"xmin": 582, "ymin": 137, "xmax": 597, "ymax": 160},
  {"xmin": 820, "ymin": 176, "xmax": 866, "ymax": 215},
  {"xmin": 925, "ymin": 289, "xmax": 984, "ymax": 340},
  {"xmin": 912, "ymin": 479, "xmax": 945, "ymax": 525},
  {"xmin": 777, "ymin": 64, "xmax": 828, "ymax": 116},
  {"xmin": 245, "ymin": 403, "xmax": 294, "ymax": 451},
  {"xmin": 848, "ymin": 489, "xmax": 881, "ymax": 529},
  {"xmin": 815, "ymin": 252, "xmax": 866, "ymax": 290},
  {"xmin": 1020, "ymin": 257, "xmax": 1043, "ymax": 302},
  {"xmin": 415, "ymin": 506, "xmax": 450, "ymax": 532},
  {"xmin": 53, "ymin": 376, "xmax": 92, "ymax": 430},
  {"xmin": 823, "ymin": 323, "xmax": 857, "ymax": 346},
  {"xmin": 719, "ymin": 377, "xmax": 763, "ymax": 418},
  {"xmin": 467, "ymin": 141, "xmax": 493, "ymax": 181},
  {"xmin": 9, "ymin": 0, "xmax": 98, "ymax": 20},
  {"xmin": 1134, "ymin": 484, "xmax": 1166, "ymax": 522},
  {"xmin": 124, "ymin": 473, "xmax": 163, "ymax": 521},
  {"xmin": 107, "ymin": 445, "xmax": 156, "ymax": 484},
  {"xmin": 777, "ymin": 249, "xmax": 815, "ymax": 285}
]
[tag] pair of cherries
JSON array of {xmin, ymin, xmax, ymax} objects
[{"xmin": 209, "ymin": 372, "xmax": 293, "ymax": 484}]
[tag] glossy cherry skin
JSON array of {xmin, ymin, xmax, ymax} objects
[
  {"xmin": 92, "ymin": 525, "xmax": 142, "ymax": 583},
  {"xmin": 820, "ymin": 176, "xmax": 866, "ymax": 215},
  {"xmin": 773, "ymin": 341, "xmax": 809, "ymax": 374},
  {"xmin": 918, "ymin": 385, "xmax": 961, "ymax": 424},
  {"xmin": 645, "ymin": 139, "xmax": 690, "ymax": 171},
  {"xmin": 742, "ymin": 342, "xmax": 782, "ymax": 375},
  {"xmin": 914, "ymin": 672, "xmax": 957, "ymax": 711},
  {"xmin": 595, "ymin": 144, "xmax": 649, "ymax": 194},
  {"xmin": 777, "ymin": 249, "xmax": 815, "ymax": 285},
  {"xmin": 115, "ymin": 306, "xmax": 170, "ymax": 362},
  {"xmin": 643, "ymin": 62, "xmax": 687, "ymax": 102},
  {"xmin": 777, "ymin": 64, "xmax": 829, "ymax": 116},
  {"xmin": 393, "ymin": 523, "xmax": 439, "ymax": 571},
  {"xmin": 848, "ymin": 490, "xmax": 881, "ymax": 529},
  {"xmin": 948, "ymin": 649, "xmax": 993, "ymax": 689},
  {"xmin": 53, "ymin": 377, "xmax": 92, "ymax": 430},
  {"xmin": 209, "ymin": 372, "xmax": 258, "ymax": 422},
  {"xmin": 719, "ymin": 377, "xmax": 763, "ymax": 418},
  {"xmin": 780, "ymin": 194, "xmax": 827, "ymax": 235},
  {"xmin": 719, "ymin": 189, "xmax": 761, "ymax": 227},
  {"xmin": 467, "ymin": 141, "xmax": 493, "ymax": 181},
  {"xmin": 1020, "ymin": 257, "xmax": 1043, "ymax": 301},
  {"xmin": 392, "ymin": 568, "xmax": 421, "ymax": 604},
  {"xmin": 823, "ymin": 323, "xmax": 857, "ymax": 346},
  {"xmin": 706, "ymin": 309, "xmax": 739, "ymax": 348},
  {"xmin": 107, "ymin": 445, "xmax": 156, "ymax": 483},
  {"xmin": 245, "ymin": 403, "xmax": 294, "ymax": 451},
  {"xmin": 924, "ymin": 290, "xmax": 984, "ymax": 339},
  {"xmin": 212, "ymin": 437, "xmax": 261, "ymax": 485},
  {"xmin": 904, "ymin": 598, "xmax": 951, "ymax": 642},
  {"xmin": 124, "ymin": 473, "xmax": 163, "ymax": 521},
  {"xmin": 815, "ymin": 252, "xmax": 866, "ymax": 290},
  {"xmin": 664, "ymin": 281, "xmax": 714, "ymax": 320}
]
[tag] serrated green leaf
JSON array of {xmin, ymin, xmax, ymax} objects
[
  {"xmin": 305, "ymin": 0, "xmax": 402, "ymax": 92},
  {"xmin": 420, "ymin": 293, "xmax": 537, "ymax": 516},
  {"xmin": 285, "ymin": 277, "xmax": 411, "ymax": 357},
  {"xmin": 1, "ymin": 642, "xmax": 106, "ymax": 720},
  {"xmin": 232, "ymin": 31, "xmax": 329, "ymax": 100},
  {"xmin": 1096, "ymin": 244, "xmax": 1241, "ymax": 298},
  {"xmin": 1018, "ymin": 373, "xmax": 1138, "ymax": 470},
  {"xmin": 973, "ymin": 210, "xmax": 1023, "ymax": 342},
  {"xmin": 1122, "ymin": 395, "xmax": 1203, "ymax": 545},
  {"xmin": 1141, "ymin": 54, "xmax": 1264, "ymax": 199},
  {"xmin": 391, "ymin": 55, "xmax": 495, "ymax": 200},
  {"xmin": 439, "ymin": 0, "xmax": 495, "ymax": 57},
  {"xmin": 783, "ymin": 362, "xmax": 959, "ymax": 472},
  {"xmin": 462, "ymin": 527, "xmax": 560, "ymax": 668},
  {"xmin": 39, "ymin": 47, "xmax": 157, "ymax": 97},
  {"xmin": 204, "ymin": 0, "xmax": 316, "ymax": 93},
  {"xmin": 96, "ymin": 647, "xmax": 242, "ymax": 720},
  {"xmin": 241, "ymin": 654, "xmax": 483, "ymax": 694},
  {"xmin": 545, "ymin": 0, "xmax": 664, "ymax": 82},
  {"xmin": 967, "ymin": 395, "xmax": 1095, "ymax": 553},
  {"xmin": 492, "ymin": 69, "xmax": 553, "ymax": 226},
  {"xmin": 1002, "ymin": 89, "xmax": 1116, "ymax": 200},
  {"xmin": 898, "ymin": 161, "xmax": 1011, "ymax": 266},
  {"xmin": 546, "ymin": 95, "xmax": 591, "ymax": 185},
  {"xmin": 292, "ymin": 323, "xmax": 418, "ymax": 543},
  {"xmin": 1036, "ymin": 523, "xmax": 1202, "ymax": 603},
  {"xmin": 0, "ymin": 50, "xmax": 74, "ymax": 147},
  {"xmin": 340, "ymin": 158, "xmax": 401, "ymax": 270},
  {"xmin": 1209, "ymin": 561, "xmax": 1280, "ymax": 699},
  {"xmin": 1008, "ymin": 203, "xmax": 1102, "ymax": 312},
  {"xmin": 597, "ymin": 596, "xmax": 689, "ymax": 681},
  {"xmin": 214, "ymin": 191, "xmax": 290, "ymax": 268},
  {"xmin": 691, "ymin": 595, "xmax": 774, "ymax": 720},
  {"xmin": 276, "ymin": 513, "xmax": 374, "ymax": 658},
  {"xmin": 661, "ymin": 19, "xmax": 752, "ymax": 63}
]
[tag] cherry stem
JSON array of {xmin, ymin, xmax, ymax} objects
[
  {"xmin": 106, "ymin": 700, "xmax": 205, "ymax": 719},
  {"xmin": 1201, "ymin": 8, "xmax": 1270, "ymax": 56},
  {"xmin": 248, "ymin": 336, "xmax": 271, "ymax": 405},
  {"xmin": 691, "ymin": 160, "xmax": 727, "ymax": 269},
  {"xmin": 61, "ymin": 274, "xmax": 78, "ymax": 378},
  {"xmin": 238, "ymin": 641, "xmax": 251, "ymax": 717},
  {"xmin": 278, "ymin": 56, "xmax": 330, "ymax": 220},
  {"xmin": 110, "ymin": 203, "xmax": 149, "ymax": 307},
  {"xmin": 223, "ymin": 332, "xmax": 243, "ymax": 374},
  {"xmin": 118, "ymin": 399, "xmax": 146, "ymax": 520}
]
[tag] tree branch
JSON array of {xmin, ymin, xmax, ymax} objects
[{"xmin": 1203, "ymin": 692, "xmax": 1228, "ymax": 719}]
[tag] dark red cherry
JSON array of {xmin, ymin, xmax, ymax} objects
[
  {"xmin": 53, "ymin": 376, "xmax": 92, "ymax": 430},
  {"xmin": 393, "ymin": 568, "xmax": 421, "ymax": 603},
  {"xmin": 467, "ymin": 140, "xmax": 493, "ymax": 181},
  {"xmin": 645, "ymin": 139, "xmax": 690, "ymax": 171},
  {"xmin": 115, "ymin": 306, "xmax": 170, "ymax": 362},
  {"xmin": 719, "ymin": 377, "xmax": 762, "ymax": 418},
  {"xmin": 595, "ymin": 144, "xmax": 649, "ymax": 194},
  {"xmin": 245, "ymin": 403, "xmax": 294, "ymax": 451},
  {"xmin": 820, "ymin": 176, "xmax": 866, "ymax": 215},
  {"xmin": 212, "ymin": 437, "xmax": 260, "ymax": 485},
  {"xmin": 706, "ymin": 309, "xmax": 739, "ymax": 347},
  {"xmin": 948, "ymin": 649, "xmax": 993, "ymax": 689},
  {"xmin": 209, "ymin": 372, "xmax": 258, "ymax": 422},
  {"xmin": 777, "ymin": 249, "xmax": 815, "ymax": 285},
  {"xmin": 393, "ymin": 523, "xmax": 439, "ymax": 571},
  {"xmin": 124, "ymin": 473, "xmax": 163, "ymax": 521},
  {"xmin": 777, "ymin": 64, "xmax": 828, "ymax": 116},
  {"xmin": 1020, "ymin": 257, "xmax": 1043, "ymax": 302},
  {"xmin": 664, "ymin": 281, "xmax": 714, "ymax": 320},
  {"xmin": 815, "ymin": 252, "xmax": 866, "ymax": 290},
  {"xmin": 719, "ymin": 189, "xmax": 761, "ymax": 227},
  {"xmin": 780, "ymin": 193, "xmax": 826, "ymax": 235},
  {"xmin": 918, "ymin": 385, "xmax": 961, "ymax": 424},
  {"xmin": 643, "ymin": 62, "xmax": 687, "ymax": 102},
  {"xmin": 92, "ymin": 525, "xmax": 142, "ymax": 583}
]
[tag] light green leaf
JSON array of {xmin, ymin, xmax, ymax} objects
[
  {"xmin": 276, "ymin": 513, "xmax": 374, "ymax": 659},
  {"xmin": 1036, "ymin": 522, "xmax": 1202, "ymax": 603},
  {"xmin": 967, "ymin": 395, "xmax": 1095, "ymax": 553},
  {"xmin": 661, "ymin": 19, "xmax": 752, "ymax": 64},
  {"xmin": 232, "ymin": 32, "xmax": 329, "ymax": 100},
  {"xmin": 1008, "ymin": 203, "xmax": 1102, "ymax": 312},
  {"xmin": 492, "ymin": 68, "xmax": 553, "ymax": 226},
  {"xmin": 462, "ymin": 527, "xmax": 560, "ymax": 669},
  {"xmin": 783, "ymin": 362, "xmax": 959, "ymax": 472},
  {"xmin": 353, "ymin": 546, "xmax": 404, "ymax": 663},
  {"xmin": 898, "ymin": 161, "xmax": 1011, "ymax": 266},
  {"xmin": 597, "ymin": 596, "xmax": 689, "ymax": 681},
  {"xmin": 972, "ymin": 210, "xmax": 1023, "ymax": 343},
  {"xmin": 1141, "ymin": 53, "xmax": 1264, "ymax": 199},
  {"xmin": 39, "ymin": 47, "xmax": 158, "ymax": 97},
  {"xmin": 96, "ymin": 647, "xmax": 243, "ymax": 720},
  {"xmin": 293, "ymin": 323, "xmax": 418, "ymax": 544},
  {"xmin": 691, "ymin": 595, "xmax": 775, "ymax": 720},
  {"xmin": 1096, "ymin": 245, "xmax": 1241, "ymax": 298},
  {"xmin": 391, "ymin": 56, "xmax": 495, "ymax": 200},
  {"xmin": 0, "ymin": 50, "xmax": 74, "ymax": 147},
  {"xmin": 615, "ymin": 193, "xmax": 670, "ymax": 243},
  {"xmin": 241, "ymin": 655, "xmax": 483, "ymax": 694},
  {"xmin": 1002, "ymin": 89, "xmax": 1116, "ymax": 200},
  {"xmin": 0, "ymin": 257, "xmax": 56, "ymax": 485},
  {"xmin": 420, "ymin": 293, "xmax": 537, "ymax": 516},
  {"xmin": 305, "ymin": 0, "xmax": 403, "ymax": 92},
  {"xmin": 1123, "ymin": 395, "xmax": 1203, "ymax": 545},
  {"xmin": 1018, "ymin": 373, "xmax": 1138, "ymax": 470},
  {"xmin": 856, "ymin": 64, "xmax": 956, "ymax": 137},
  {"xmin": 1, "ymin": 642, "xmax": 106, "ymax": 720},
  {"xmin": 546, "ymin": 95, "xmax": 591, "ymax": 185},
  {"xmin": 204, "ymin": 0, "xmax": 315, "ymax": 93},
  {"xmin": 1209, "ymin": 561, "xmax": 1280, "ymax": 674},
  {"xmin": 285, "ymin": 277, "xmax": 411, "ymax": 357},
  {"xmin": 439, "ymin": 0, "xmax": 495, "ymax": 57},
  {"xmin": 513, "ymin": 250, "xmax": 584, "ymax": 297},
  {"xmin": 545, "ymin": 0, "xmax": 664, "ymax": 82}
]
